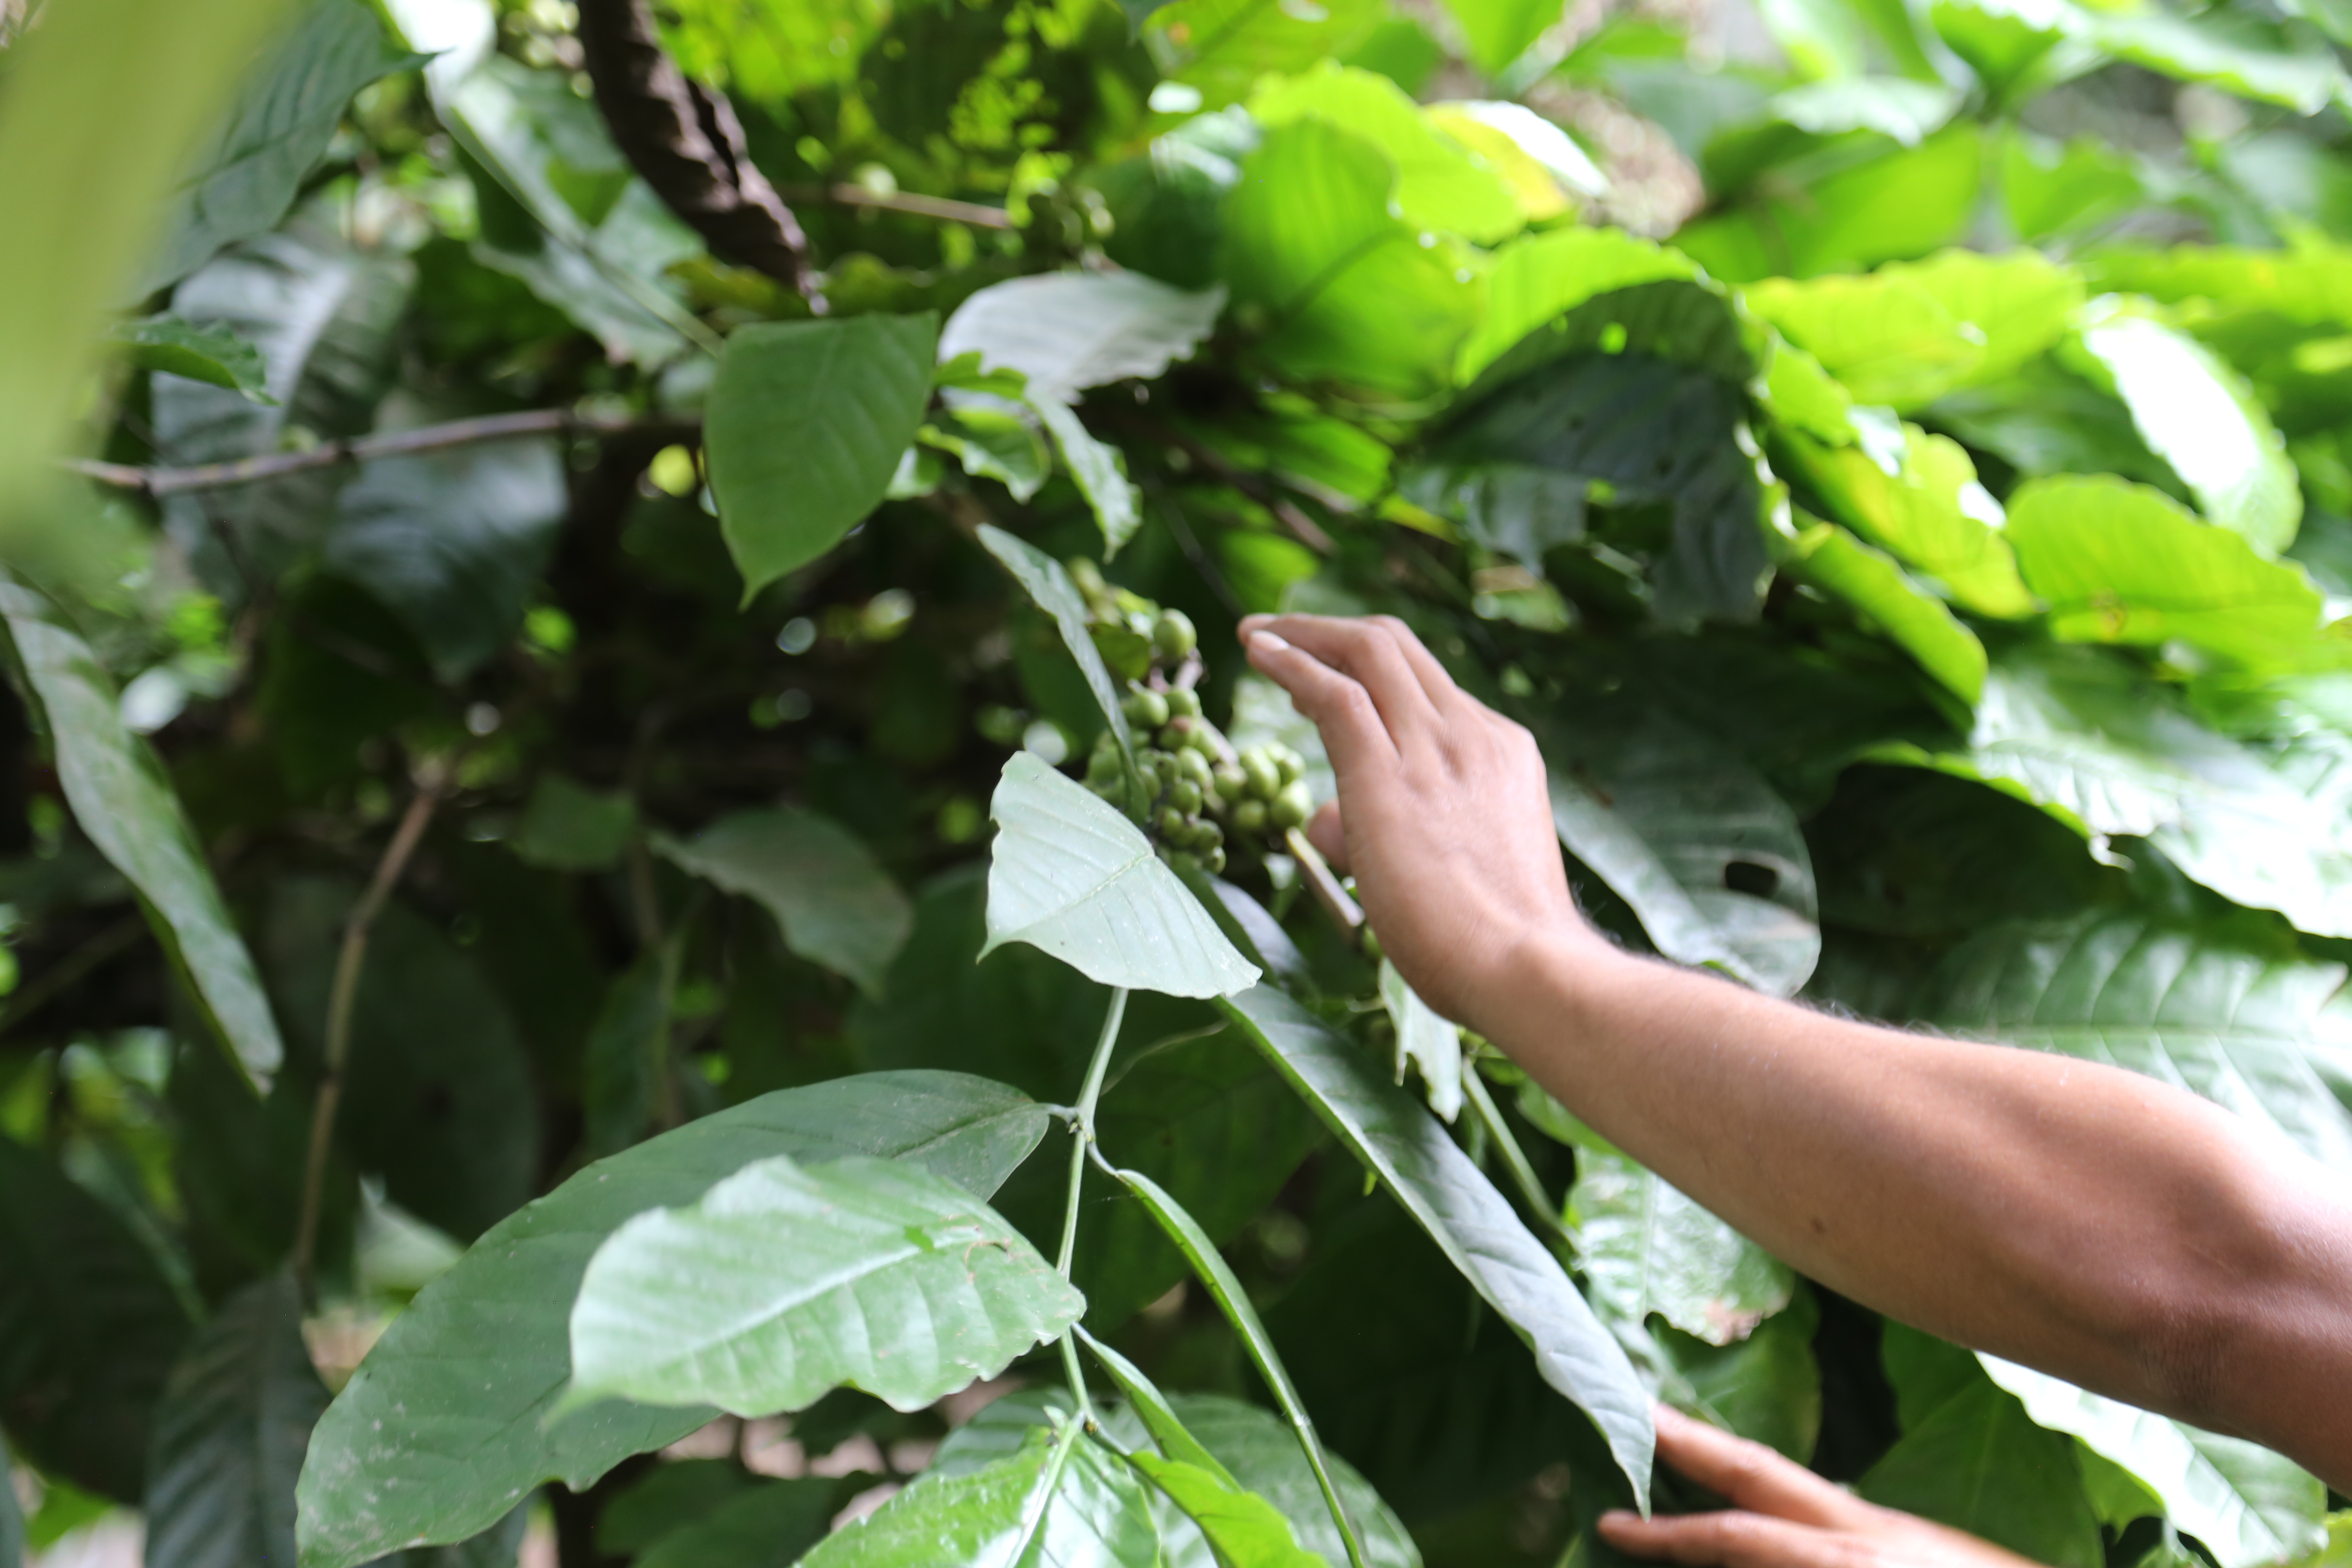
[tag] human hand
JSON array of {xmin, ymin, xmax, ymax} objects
[
  {"xmin": 1237, "ymin": 613, "xmax": 1609, "ymax": 1028},
  {"xmin": 1601, "ymin": 1406, "xmax": 2042, "ymax": 1568}
]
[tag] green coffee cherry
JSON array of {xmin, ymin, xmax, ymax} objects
[
  {"xmin": 1160, "ymin": 846, "xmax": 1200, "ymax": 874},
  {"xmin": 1362, "ymin": 925, "xmax": 1385, "ymax": 965},
  {"xmin": 1192, "ymin": 818, "xmax": 1224, "ymax": 851},
  {"xmin": 1156, "ymin": 805, "xmax": 1186, "ymax": 839},
  {"xmin": 1170, "ymin": 778, "xmax": 1203, "ymax": 814},
  {"xmin": 1202, "ymin": 845, "xmax": 1227, "ymax": 876},
  {"xmin": 1158, "ymin": 718, "xmax": 1195, "ymax": 753},
  {"xmin": 1233, "ymin": 798, "xmax": 1268, "ymax": 834},
  {"xmin": 1069, "ymin": 558, "xmax": 1108, "ymax": 600},
  {"xmin": 1212, "ymin": 762, "xmax": 1246, "ymax": 798},
  {"xmin": 1123, "ymin": 689, "xmax": 1170, "ymax": 729},
  {"xmin": 1271, "ymin": 780, "xmax": 1313, "ymax": 830},
  {"xmin": 1165, "ymin": 687, "xmax": 1202, "ymax": 720},
  {"xmin": 1175, "ymin": 749, "xmax": 1213, "ymax": 788},
  {"xmin": 1153, "ymin": 609, "xmax": 1198, "ymax": 661},
  {"xmin": 1274, "ymin": 748, "xmax": 1306, "ymax": 786},
  {"xmin": 1240, "ymin": 750, "xmax": 1281, "ymax": 800}
]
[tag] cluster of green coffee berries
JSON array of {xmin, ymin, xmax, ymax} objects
[{"xmin": 1082, "ymin": 684, "xmax": 1314, "ymax": 874}]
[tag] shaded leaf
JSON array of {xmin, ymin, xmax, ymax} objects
[
  {"xmin": 921, "ymin": 407, "xmax": 1051, "ymax": 503},
  {"xmin": 1780, "ymin": 518, "xmax": 1988, "ymax": 702},
  {"xmin": 1860, "ymin": 1378, "xmax": 2102, "ymax": 1568},
  {"xmin": 109, "ymin": 317, "xmax": 272, "ymax": 399},
  {"xmin": 2, "ymin": 582, "xmax": 283, "ymax": 1083},
  {"xmin": 1219, "ymin": 984, "xmax": 1654, "ymax": 1504},
  {"xmin": 1378, "ymin": 960, "xmax": 1463, "ymax": 1123},
  {"xmin": 1568, "ymin": 1149, "xmax": 1792, "ymax": 1347},
  {"xmin": 656, "ymin": 808, "xmax": 912, "ymax": 998},
  {"xmin": 1657, "ymin": 1289, "xmax": 1822, "ymax": 1461},
  {"xmin": 633, "ymin": 1480, "xmax": 838, "ymax": 1568},
  {"xmin": 137, "ymin": 0, "xmax": 418, "ymax": 295},
  {"xmin": 940, "ymin": 273, "xmax": 1225, "ymax": 406},
  {"xmin": 511, "ymin": 774, "xmax": 636, "ymax": 873},
  {"xmin": 560, "ymin": 1153, "xmax": 1083, "ymax": 1418},
  {"xmin": 1978, "ymin": 1356, "xmax": 2327, "ymax": 1568},
  {"xmin": 980, "ymin": 525, "xmax": 1139, "ymax": 775},
  {"xmin": 143, "ymin": 1272, "xmax": 325, "ymax": 1568},
  {"xmin": 297, "ymin": 1072, "xmax": 1050, "ymax": 1567},
  {"xmin": 1167, "ymin": 1394, "xmax": 1422, "ymax": 1568},
  {"xmin": 707, "ymin": 314, "xmax": 940, "ymax": 599},
  {"xmin": 1080, "ymin": 1332, "xmax": 1237, "ymax": 1483},
  {"xmin": 984, "ymin": 752, "xmax": 1259, "ymax": 999},
  {"xmin": 1030, "ymin": 395, "xmax": 1144, "ymax": 557}
]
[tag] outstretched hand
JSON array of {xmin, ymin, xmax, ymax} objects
[
  {"xmin": 1602, "ymin": 1408, "xmax": 2038, "ymax": 1568},
  {"xmin": 1238, "ymin": 612, "xmax": 1612, "ymax": 1027}
]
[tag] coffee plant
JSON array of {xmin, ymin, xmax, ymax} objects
[{"xmin": 0, "ymin": 0, "xmax": 2350, "ymax": 1563}]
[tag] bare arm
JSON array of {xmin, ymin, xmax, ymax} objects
[{"xmin": 1240, "ymin": 612, "xmax": 2352, "ymax": 1490}]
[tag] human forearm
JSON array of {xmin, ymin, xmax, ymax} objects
[{"xmin": 1482, "ymin": 937, "xmax": 2352, "ymax": 1476}]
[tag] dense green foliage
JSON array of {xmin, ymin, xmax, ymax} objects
[{"xmin": 3, "ymin": 0, "xmax": 2352, "ymax": 1563}]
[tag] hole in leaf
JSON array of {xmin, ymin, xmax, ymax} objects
[{"xmin": 1723, "ymin": 861, "xmax": 1778, "ymax": 898}]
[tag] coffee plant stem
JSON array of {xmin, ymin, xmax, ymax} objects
[
  {"xmin": 1461, "ymin": 1068, "xmax": 1575, "ymax": 1254},
  {"xmin": 1055, "ymin": 985, "xmax": 1130, "ymax": 1419}
]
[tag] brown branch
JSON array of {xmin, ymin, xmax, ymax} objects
[
  {"xmin": 291, "ymin": 763, "xmax": 453, "ymax": 1302},
  {"xmin": 64, "ymin": 409, "xmax": 700, "ymax": 499},
  {"xmin": 574, "ymin": 0, "xmax": 813, "ymax": 298},
  {"xmin": 779, "ymin": 183, "xmax": 1015, "ymax": 230}
]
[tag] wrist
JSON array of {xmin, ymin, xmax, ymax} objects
[{"xmin": 1464, "ymin": 920, "xmax": 1641, "ymax": 1045}]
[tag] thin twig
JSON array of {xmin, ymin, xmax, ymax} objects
[
  {"xmin": 1130, "ymin": 419, "xmax": 1337, "ymax": 554},
  {"xmin": 1056, "ymin": 986, "xmax": 1130, "ymax": 1424},
  {"xmin": 1460, "ymin": 1068, "xmax": 1578, "ymax": 1254},
  {"xmin": 1285, "ymin": 825, "xmax": 1363, "ymax": 934},
  {"xmin": 65, "ymin": 410, "xmax": 701, "ymax": 499},
  {"xmin": 0, "ymin": 914, "xmax": 146, "ymax": 1040},
  {"xmin": 783, "ymin": 183, "xmax": 1015, "ymax": 230},
  {"xmin": 291, "ymin": 763, "xmax": 454, "ymax": 1301}
]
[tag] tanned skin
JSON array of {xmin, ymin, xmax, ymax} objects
[{"xmin": 1240, "ymin": 612, "xmax": 2352, "ymax": 1568}]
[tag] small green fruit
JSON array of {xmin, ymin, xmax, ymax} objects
[
  {"xmin": 1158, "ymin": 718, "xmax": 1196, "ymax": 752},
  {"xmin": 1240, "ymin": 750, "xmax": 1281, "ymax": 800},
  {"xmin": 1156, "ymin": 805, "xmax": 1187, "ymax": 839},
  {"xmin": 1233, "ymin": 798, "xmax": 1268, "ymax": 833},
  {"xmin": 1213, "ymin": 763, "xmax": 1246, "ymax": 797},
  {"xmin": 1170, "ymin": 779, "xmax": 1204, "ymax": 814},
  {"xmin": 1271, "ymin": 780, "xmax": 1313, "ymax": 830},
  {"xmin": 1362, "ymin": 926, "xmax": 1385, "ymax": 964},
  {"xmin": 1274, "ymin": 748, "xmax": 1306, "ymax": 786},
  {"xmin": 1123, "ymin": 689, "xmax": 1170, "ymax": 729},
  {"xmin": 1191, "ymin": 819, "xmax": 1224, "ymax": 850},
  {"xmin": 1165, "ymin": 686, "xmax": 1202, "ymax": 720},
  {"xmin": 1153, "ymin": 609, "xmax": 1198, "ymax": 661},
  {"xmin": 1202, "ymin": 846, "xmax": 1227, "ymax": 876},
  {"xmin": 1176, "ymin": 749, "xmax": 1213, "ymax": 788},
  {"xmin": 1160, "ymin": 847, "xmax": 1200, "ymax": 874}
]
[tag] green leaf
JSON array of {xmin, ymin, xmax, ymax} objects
[
  {"xmin": 1779, "ymin": 419, "xmax": 2033, "ymax": 618},
  {"xmin": 1219, "ymin": 984, "xmax": 1655, "ymax": 1506},
  {"xmin": 921, "ymin": 407, "xmax": 1051, "ymax": 503},
  {"xmin": 1568, "ymin": 1149, "xmax": 1793, "ymax": 1347},
  {"xmin": 1675, "ymin": 125, "xmax": 1982, "ymax": 284},
  {"xmin": 1, "ymin": 582, "xmax": 284, "ymax": 1084},
  {"xmin": 1150, "ymin": 0, "xmax": 1389, "ymax": 111},
  {"xmin": 324, "ymin": 438, "xmax": 570, "ymax": 681},
  {"xmin": 1251, "ymin": 65, "xmax": 1524, "ymax": 244},
  {"xmin": 707, "ymin": 315, "xmax": 941, "ymax": 599},
  {"xmin": 1456, "ymin": 228, "xmax": 1698, "ymax": 387},
  {"xmin": 1741, "ymin": 273, "xmax": 1984, "ymax": 409},
  {"xmin": 559, "ymin": 1154, "xmax": 1082, "ymax": 1418},
  {"xmin": 1378, "ymin": 960, "xmax": 1464, "ymax": 1122},
  {"xmin": 1916, "ymin": 911, "xmax": 2352, "ymax": 1176},
  {"xmin": 259, "ymin": 875, "xmax": 539, "ymax": 1241},
  {"xmin": 1442, "ymin": 0, "xmax": 1565, "ymax": 74},
  {"xmin": 142, "ymin": 1273, "xmax": 324, "ymax": 1568},
  {"xmin": 1537, "ymin": 700, "xmax": 1820, "ymax": 996},
  {"xmin": 1029, "ymin": 395, "xmax": 1144, "ymax": 557},
  {"xmin": 940, "ymin": 273, "xmax": 1226, "ymax": 406},
  {"xmin": 1130, "ymin": 1455, "xmax": 1330, "ymax": 1568},
  {"xmin": 978, "ymin": 524, "xmax": 1139, "ymax": 774},
  {"xmin": 0, "ymin": 1449, "xmax": 18, "ymax": 1568},
  {"xmin": 511, "ymin": 774, "xmax": 637, "ymax": 873},
  {"xmin": 655, "ymin": 808, "xmax": 912, "ymax": 999},
  {"xmin": 2086, "ymin": 9, "xmax": 2348, "ymax": 112},
  {"xmin": 297, "ymin": 1072, "xmax": 1050, "ymax": 1568},
  {"xmin": 151, "ymin": 232, "xmax": 411, "ymax": 588},
  {"xmin": 1883, "ymin": 646, "xmax": 2352, "ymax": 942},
  {"xmin": 1655, "ymin": 1289, "xmax": 1822, "ymax": 1461},
  {"xmin": 2000, "ymin": 132, "xmax": 2144, "ymax": 243},
  {"xmin": 633, "ymin": 1480, "xmax": 839, "ymax": 1568},
  {"xmin": 136, "ymin": 0, "xmax": 419, "ymax": 295},
  {"xmin": 2065, "ymin": 302, "xmax": 2301, "ymax": 556},
  {"xmin": 1111, "ymin": 1164, "xmax": 1375, "ymax": 1568},
  {"xmin": 595, "ymin": 1462, "xmax": 761, "ymax": 1556},
  {"xmin": 1163, "ymin": 1394, "xmax": 1423, "ymax": 1568},
  {"xmin": 1977, "ymin": 1356, "xmax": 2327, "ymax": 1568},
  {"xmin": 1860, "ymin": 1378, "xmax": 2102, "ymax": 1568},
  {"xmin": 1780, "ymin": 519, "xmax": 1988, "ymax": 702},
  {"xmin": 0, "ymin": 1134, "xmax": 191, "ymax": 1503},
  {"xmin": 1766, "ymin": 79, "xmax": 1961, "ymax": 146},
  {"xmin": 2005, "ymin": 475, "xmax": 2323, "ymax": 671},
  {"xmin": 983, "ymin": 752, "xmax": 1260, "ymax": 999},
  {"xmin": 109, "ymin": 317, "xmax": 273, "ymax": 399},
  {"xmin": 1879, "ymin": 249, "xmax": 2084, "ymax": 383},
  {"xmin": 581, "ymin": 955, "xmax": 667, "ymax": 1160},
  {"xmin": 1220, "ymin": 119, "xmax": 1478, "ymax": 402},
  {"xmin": 810, "ymin": 1418, "xmax": 1160, "ymax": 1567}
]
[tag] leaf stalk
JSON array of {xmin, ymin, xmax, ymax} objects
[{"xmin": 1055, "ymin": 985, "xmax": 1130, "ymax": 1419}]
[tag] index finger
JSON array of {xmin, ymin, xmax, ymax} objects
[{"xmin": 1651, "ymin": 1408, "xmax": 1871, "ymax": 1531}]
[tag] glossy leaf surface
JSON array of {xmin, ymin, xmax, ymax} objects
[{"xmin": 656, "ymin": 807, "xmax": 913, "ymax": 998}]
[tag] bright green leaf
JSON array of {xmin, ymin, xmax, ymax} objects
[
  {"xmin": 1767, "ymin": 79, "xmax": 1961, "ymax": 145},
  {"xmin": 2087, "ymin": 9, "xmax": 2348, "ymax": 112},
  {"xmin": 1743, "ymin": 273, "xmax": 1984, "ymax": 409},
  {"xmin": 1675, "ymin": 125, "xmax": 1982, "ymax": 284},
  {"xmin": 1779, "ymin": 420, "xmax": 2033, "ymax": 618},
  {"xmin": 940, "ymin": 273, "xmax": 1225, "ymax": 406},
  {"xmin": 1880, "ymin": 248, "xmax": 2084, "ymax": 383},
  {"xmin": 1030, "ymin": 395, "xmax": 1145, "ymax": 557},
  {"xmin": 921, "ymin": 407, "xmax": 1053, "ymax": 503},
  {"xmin": 1150, "ymin": 0, "xmax": 1389, "ymax": 111},
  {"xmin": 1219, "ymin": 984, "xmax": 1655, "ymax": 1506},
  {"xmin": 655, "ymin": 808, "xmax": 912, "ymax": 998},
  {"xmin": 1, "ymin": 582, "xmax": 284, "ymax": 1084},
  {"xmin": 109, "ymin": 317, "xmax": 273, "ymax": 400},
  {"xmin": 1456, "ymin": 228, "xmax": 1699, "ymax": 386},
  {"xmin": 560, "ymin": 1154, "xmax": 1081, "ymax": 1417},
  {"xmin": 1782, "ymin": 518, "xmax": 1989, "ymax": 702},
  {"xmin": 297, "ymin": 1072, "xmax": 1051, "ymax": 1568},
  {"xmin": 1163, "ymin": 1394, "xmax": 1423, "ymax": 1568},
  {"xmin": 1442, "ymin": 0, "xmax": 1565, "ymax": 74},
  {"xmin": 1251, "ymin": 65, "xmax": 1525, "ymax": 244},
  {"xmin": 707, "ymin": 314, "xmax": 940, "ymax": 600},
  {"xmin": 983, "ymin": 752, "xmax": 1260, "ymax": 999},
  {"xmin": 1131, "ymin": 1455, "xmax": 1330, "ymax": 1568},
  {"xmin": 2006, "ymin": 475, "xmax": 2323, "ymax": 670},
  {"xmin": 1426, "ymin": 101, "xmax": 1607, "ymax": 217},
  {"xmin": 1569, "ymin": 1150, "xmax": 1793, "ymax": 1347}
]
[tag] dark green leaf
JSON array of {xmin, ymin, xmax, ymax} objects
[
  {"xmin": 1030, "ymin": 395, "xmax": 1144, "ymax": 557},
  {"xmin": 1860, "ymin": 1378, "xmax": 2102, "ymax": 1568},
  {"xmin": 2, "ymin": 582, "xmax": 284, "ymax": 1083},
  {"xmin": 582, "ymin": 956, "xmax": 666, "ymax": 1160},
  {"xmin": 1569, "ymin": 1149, "xmax": 1792, "ymax": 1347},
  {"xmin": 978, "ymin": 525, "xmax": 1140, "ymax": 775},
  {"xmin": 0, "ymin": 1134, "xmax": 191, "ymax": 1502},
  {"xmin": 136, "ymin": 0, "xmax": 419, "ymax": 295},
  {"xmin": 109, "ymin": 317, "xmax": 273, "ymax": 399},
  {"xmin": 1656, "ymin": 1289, "xmax": 1822, "ymax": 1461},
  {"xmin": 984, "ymin": 753, "xmax": 1260, "ymax": 999},
  {"xmin": 655, "ymin": 808, "xmax": 913, "ymax": 998},
  {"xmin": 142, "ymin": 1272, "xmax": 324, "ymax": 1568},
  {"xmin": 1219, "ymin": 985, "xmax": 1655, "ymax": 1505},
  {"xmin": 633, "ymin": 1480, "xmax": 839, "ymax": 1568},
  {"xmin": 707, "ymin": 315, "xmax": 940, "ymax": 599},
  {"xmin": 1166, "ymin": 1394, "xmax": 1422, "ymax": 1568},
  {"xmin": 510, "ymin": 775, "xmax": 637, "ymax": 873},
  {"xmin": 595, "ymin": 1461, "xmax": 760, "ymax": 1556}
]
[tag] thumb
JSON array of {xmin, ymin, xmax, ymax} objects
[{"xmin": 1308, "ymin": 798, "xmax": 1348, "ymax": 874}]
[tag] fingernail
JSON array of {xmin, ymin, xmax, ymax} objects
[
  {"xmin": 1599, "ymin": 1511, "xmax": 1638, "ymax": 1530},
  {"xmin": 1248, "ymin": 630, "xmax": 1290, "ymax": 652}
]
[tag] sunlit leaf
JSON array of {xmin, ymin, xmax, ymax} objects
[
  {"xmin": 940, "ymin": 273, "xmax": 1225, "ymax": 406},
  {"xmin": 559, "ymin": 1154, "xmax": 1081, "ymax": 1417},
  {"xmin": 983, "ymin": 752, "xmax": 1260, "ymax": 999},
  {"xmin": 1252, "ymin": 65, "xmax": 1524, "ymax": 244},
  {"xmin": 1456, "ymin": 229, "xmax": 1697, "ymax": 386},
  {"xmin": 1130, "ymin": 1456, "xmax": 1330, "ymax": 1568},
  {"xmin": 707, "ymin": 314, "xmax": 940, "ymax": 599},
  {"xmin": 297, "ymin": 1073, "xmax": 1050, "ymax": 1567},
  {"xmin": 1781, "ymin": 518, "xmax": 1988, "ymax": 702},
  {"xmin": 1, "ymin": 582, "xmax": 284, "ymax": 1084},
  {"xmin": 655, "ymin": 808, "xmax": 912, "ymax": 998},
  {"xmin": 1779, "ymin": 419, "xmax": 2033, "ymax": 618},
  {"xmin": 1742, "ymin": 273, "xmax": 1984, "ymax": 409}
]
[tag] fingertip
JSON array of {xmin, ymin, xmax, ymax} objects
[
  {"xmin": 1246, "ymin": 628, "xmax": 1291, "ymax": 655},
  {"xmin": 1237, "ymin": 613, "xmax": 1273, "ymax": 639},
  {"xmin": 1599, "ymin": 1511, "xmax": 1642, "ymax": 1532}
]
